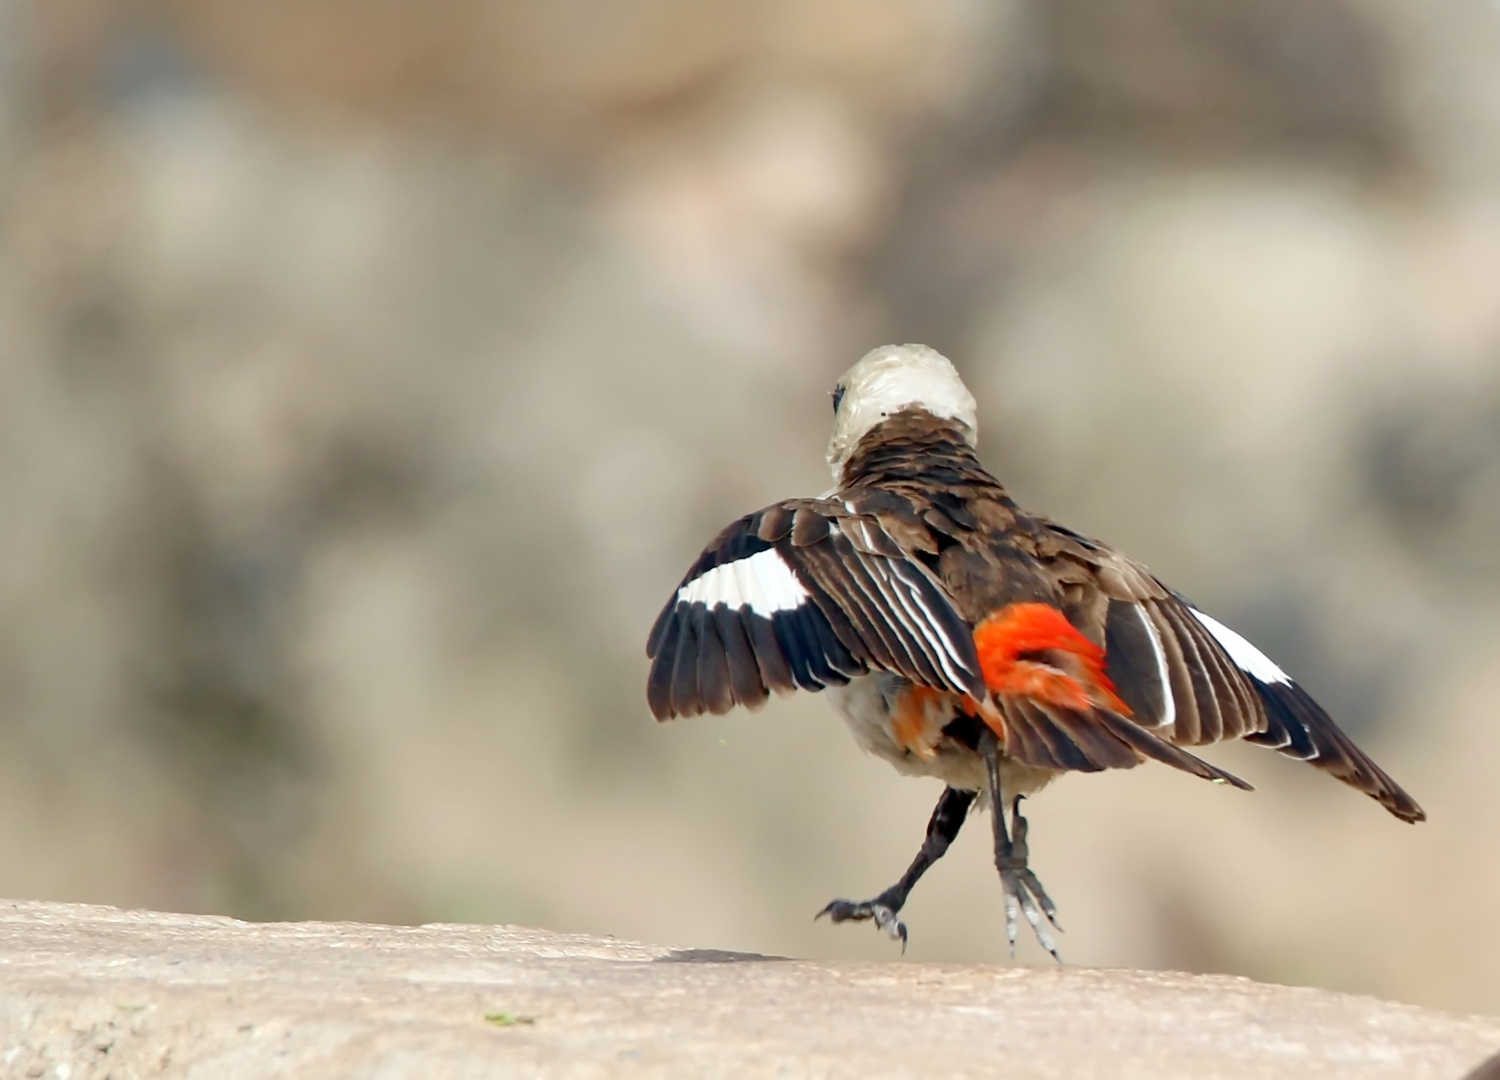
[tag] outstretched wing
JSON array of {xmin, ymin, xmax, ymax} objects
[
  {"xmin": 646, "ymin": 499, "xmax": 986, "ymax": 719},
  {"xmin": 1040, "ymin": 527, "xmax": 1425, "ymax": 823},
  {"xmin": 1180, "ymin": 604, "xmax": 1425, "ymax": 823}
]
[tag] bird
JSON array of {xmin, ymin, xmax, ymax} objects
[{"xmin": 645, "ymin": 343, "xmax": 1424, "ymax": 958}]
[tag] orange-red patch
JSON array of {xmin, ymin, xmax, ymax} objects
[
  {"xmin": 891, "ymin": 684, "xmax": 945, "ymax": 758},
  {"xmin": 972, "ymin": 602, "xmax": 1129, "ymax": 716}
]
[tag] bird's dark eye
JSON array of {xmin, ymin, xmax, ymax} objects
[{"xmin": 831, "ymin": 385, "xmax": 845, "ymax": 414}]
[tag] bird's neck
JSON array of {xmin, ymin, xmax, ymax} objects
[{"xmin": 835, "ymin": 410, "xmax": 990, "ymax": 490}]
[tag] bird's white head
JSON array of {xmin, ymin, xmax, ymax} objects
[{"xmin": 826, "ymin": 344, "xmax": 978, "ymax": 478}]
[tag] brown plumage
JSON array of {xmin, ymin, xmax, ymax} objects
[{"xmin": 646, "ymin": 344, "xmax": 1424, "ymax": 956}]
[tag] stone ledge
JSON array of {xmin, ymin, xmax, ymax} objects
[{"xmin": 0, "ymin": 899, "xmax": 1496, "ymax": 1078}]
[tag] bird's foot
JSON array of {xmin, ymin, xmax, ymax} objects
[
  {"xmin": 997, "ymin": 798, "xmax": 1062, "ymax": 962},
  {"xmin": 817, "ymin": 894, "xmax": 908, "ymax": 950}
]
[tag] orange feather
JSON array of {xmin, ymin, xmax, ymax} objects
[{"xmin": 972, "ymin": 603, "xmax": 1130, "ymax": 715}]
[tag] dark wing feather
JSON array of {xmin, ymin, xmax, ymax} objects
[
  {"xmin": 1156, "ymin": 600, "xmax": 1229, "ymax": 743},
  {"xmin": 696, "ymin": 614, "xmax": 734, "ymax": 715},
  {"xmin": 1037, "ymin": 528, "xmax": 1266, "ymax": 745},
  {"xmin": 994, "ymin": 697, "xmax": 1252, "ymax": 788},
  {"xmin": 1163, "ymin": 594, "xmax": 1425, "ymax": 821},
  {"xmin": 1105, "ymin": 593, "xmax": 1266, "ymax": 746},
  {"xmin": 1102, "ymin": 600, "xmax": 1173, "ymax": 730},
  {"xmin": 646, "ymin": 499, "xmax": 985, "ymax": 719},
  {"xmin": 1245, "ymin": 673, "xmax": 1426, "ymax": 822},
  {"xmin": 1038, "ymin": 524, "xmax": 1424, "ymax": 820},
  {"xmin": 714, "ymin": 605, "xmax": 766, "ymax": 710}
]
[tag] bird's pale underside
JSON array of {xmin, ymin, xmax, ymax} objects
[{"xmin": 646, "ymin": 344, "xmax": 1424, "ymax": 958}]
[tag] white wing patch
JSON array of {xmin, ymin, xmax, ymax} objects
[
  {"xmin": 1188, "ymin": 608, "xmax": 1291, "ymax": 685},
  {"xmin": 677, "ymin": 548, "xmax": 811, "ymax": 614}
]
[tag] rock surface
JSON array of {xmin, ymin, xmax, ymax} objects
[{"xmin": 0, "ymin": 899, "xmax": 1497, "ymax": 1078}]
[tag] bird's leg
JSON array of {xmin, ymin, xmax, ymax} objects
[
  {"xmin": 818, "ymin": 786, "xmax": 975, "ymax": 950},
  {"xmin": 979, "ymin": 727, "xmax": 1062, "ymax": 961}
]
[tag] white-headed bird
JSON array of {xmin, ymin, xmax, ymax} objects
[{"xmin": 647, "ymin": 344, "xmax": 1423, "ymax": 957}]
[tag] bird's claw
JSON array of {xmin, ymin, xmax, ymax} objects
[
  {"xmin": 998, "ymin": 866, "xmax": 1060, "ymax": 960},
  {"xmin": 996, "ymin": 798, "xmax": 1062, "ymax": 961},
  {"xmin": 817, "ymin": 898, "xmax": 909, "ymax": 950}
]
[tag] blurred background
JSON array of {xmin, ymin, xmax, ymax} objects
[{"xmin": 1, "ymin": 0, "xmax": 1498, "ymax": 1015}]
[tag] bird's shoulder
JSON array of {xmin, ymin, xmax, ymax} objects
[{"xmin": 841, "ymin": 466, "xmax": 1179, "ymax": 637}]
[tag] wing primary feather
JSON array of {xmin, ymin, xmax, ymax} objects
[
  {"xmin": 1160, "ymin": 602, "xmax": 1225, "ymax": 744},
  {"xmin": 1172, "ymin": 601, "xmax": 1258, "ymax": 740},
  {"xmin": 781, "ymin": 535, "xmax": 889, "ymax": 672},
  {"xmin": 646, "ymin": 600, "xmax": 673, "ymax": 659},
  {"xmin": 696, "ymin": 611, "xmax": 734, "ymax": 715},
  {"xmin": 772, "ymin": 609, "xmax": 833, "ymax": 691},
  {"xmin": 1201, "ymin": 622, "xmax": 1259, "ymax": 740},
  {"xmin": 1149, "ymin": 604, "xmax": 1203, "ymax": 744},
  {"xmin": 745, "ymin": 613, "xmax": 796, "ymax": 696},
  {"xmin": 1252, "ymin": 679, "xmax": 1425, "ymax": 822},
  {"xmin": 1244, "ymin": 698, "xmax": 1315, "ymax": 757},
  {"xmin": 714, "ymin": 607, "xmax": 768, "ymax": 710},
  {"xmin": 647, "ymin": 609, "xmax": 683, "ymax": 719},
  {"xmin": 670, "ymin": 605, "xmax": 705, "ymax": 717},
  {"xmin": 799, "ymin": 606, "xmax": 856, "ymax": 684},
  {"xmin": 812, "ymin": 596, "xmax": 874, "ymax": 673},
  {"xmin": 1104, "ymin": 600, "xmax": 1174, "ymax": 730},
  {"xmin": 1137, "ymin": 602, "xmax": 1176, "ymax": 731},
  {"xmin": 810, "ymin": 609, "xmax": 865, "ymax": 678}
]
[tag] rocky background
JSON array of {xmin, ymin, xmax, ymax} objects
[{"xmin": 0, "ymin": 0, "xmax": 1497, "ymax": 1015}]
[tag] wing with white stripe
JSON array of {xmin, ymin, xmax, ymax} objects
[
  {"xmin": 1180, "ymin": 601, "xmax": 1425, "ymax": 823},
  {"xmin": 1098, "ymin": 583, "xmax": 1424, "ymax": 823},
  {"xmin": 646, "ymin": 499, "xmax": 986, "ymax": 719},
  {"xmin": 1101, "ymin": 592, "xmax": 1263, "ymax": 747}
]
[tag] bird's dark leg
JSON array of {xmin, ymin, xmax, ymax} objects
[
  {"xmin": 979, "ymin": 727, "xmax": 1062, "ymax": 961},
  {"xmin": 818, "ymin": 786, "xmax": 975, "ymax": 950}
]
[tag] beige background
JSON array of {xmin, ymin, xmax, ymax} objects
[{"xmin": 1, "ymin": 0, "xmax": 1498, "ymax": 1016}]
